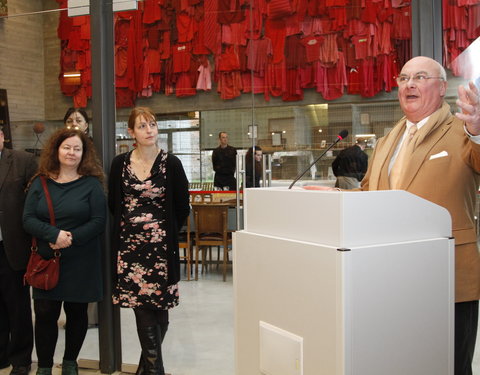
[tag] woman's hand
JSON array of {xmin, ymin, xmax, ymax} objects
[{"xmin": 51, "ymin": 230, "xmax": 72, "ymax": 249}]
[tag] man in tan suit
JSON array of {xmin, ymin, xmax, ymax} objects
[
  {"xmin": 362, "ymin": 56, "xmax": 480, "ymax": 375},
  {"xmin": 306, "ymin": 56, "xmax": 480, "ymax": 374}
]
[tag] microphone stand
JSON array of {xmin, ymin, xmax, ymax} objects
[{"xmin": 288, "ymin": 138, "xmax": 342, "ymax": 190}]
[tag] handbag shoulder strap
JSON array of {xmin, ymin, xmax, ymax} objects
[{"xmin": 39, "ymin": 175, "xmax": 56, "ymax": 226}]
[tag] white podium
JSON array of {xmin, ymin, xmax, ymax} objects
[{"xmin": 234, "ymin": 188, "xmax": 454, "ymax": 375}]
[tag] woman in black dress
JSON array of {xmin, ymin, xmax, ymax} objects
[{"xmin": 108, "ymin": 107, "xmax": 190, "ymax": 375}]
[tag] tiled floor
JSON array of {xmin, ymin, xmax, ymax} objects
[
  {"xmin": 1, "ymin": 264, "xmax": 234, "ymax": 375},
  {"xmin": 1, "ymin": 263, "xmax": 480, "ymax": 375}
]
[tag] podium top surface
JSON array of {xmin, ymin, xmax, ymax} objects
[{"xmin": 243, "ymin": 187, "xmax": 452, "ymax": 248}]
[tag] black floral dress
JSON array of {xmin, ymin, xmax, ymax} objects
[{"xmin": 112, "ymin": 150, "xmax": 179, "ymax": 309}]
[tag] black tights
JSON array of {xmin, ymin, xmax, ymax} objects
[
  {"xmin": 34, "ymin": 299, "xmax": 88, "ymax": 368},
  {"xmin": 133, "ymin": 308, "xmax": 169, "ymax": 329}
]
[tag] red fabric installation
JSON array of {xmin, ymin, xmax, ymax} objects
[
  {"xmin": 57, "ymin": 0, "xmax": 90, "ymax": 107},
  {"xmin": 57, "ymin": 0, "xmax": 437, "ymax": 107},
  {"xmin": 443, "ymin": 0, "xmax": 480, "ymax": 79}
]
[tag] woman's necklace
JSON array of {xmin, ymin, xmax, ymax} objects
[{"xmin": 134, "ymin": 148, "xmax": 159, "ymax": 174}]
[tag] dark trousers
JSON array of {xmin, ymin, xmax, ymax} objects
[
  {"xmin": 34, "ymin": 299, "xmax": 88, "ymax": 368},
  {"xmin": 0, "ymin": 243, "xmax": 33, "ymax": 367},
  {"xmin": 455, "ymin": 300, "xmax": 478, "ymax": 375},
  {"xmin": 214, "ymin": 175, "xmax": 236, "ymax": 191}
]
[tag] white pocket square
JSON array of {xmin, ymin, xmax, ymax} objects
[{"xmin": 429, "ymin": 151, "xmax": 448, "ymax": 160}]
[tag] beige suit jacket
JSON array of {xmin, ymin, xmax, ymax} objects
[{"xmin": 361, "ymin": 102, "xmax": 480, "ymax": 302}]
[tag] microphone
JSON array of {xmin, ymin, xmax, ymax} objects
[{"xmin": 288, "ymin": 130, "xmax": 349, "ymax": 189}]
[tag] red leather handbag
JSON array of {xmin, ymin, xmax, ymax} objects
[{"xmin": 24, "ymin": 176, "xmax": 60, "ymax": 290}]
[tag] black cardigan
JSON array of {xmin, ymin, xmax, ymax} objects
[{"xmin": 108, "ymin": 152, "xmax": 190, "ymax": 286}]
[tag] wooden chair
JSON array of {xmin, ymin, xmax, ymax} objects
[
  {"xmin": 192, "ymin": 203, "xmax": 232, "ymax": 281},
  {"xmin": 189, "ymin": 182, "xmax": 201, "ymax": 190},
  {"xmin": 178, "ymin": 215, "xmax": 193, "ymax": 281},
  {"xmin": 201, "ymin": 182, "xmax": 214, "ymax": 191}
]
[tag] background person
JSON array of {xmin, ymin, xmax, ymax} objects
[
  {"xmin": 0, "ymin": 128, "xmax": 37, "ymax": 375},
  {"xmin": 331, "ymin": 137, "xmax": 368, "ymax": 189},
  {"xmin": 108, "ymin": 107, "xmax": 190, "ymax": 375},
  {"xmin": 23, "ymin": 129, "xmax": 106, "ymax": 375},
  {"xmin": 63, "ymin": 108, "xmax": 89, "ymax": 135},
  {"xmin": 212, "ymin": 132, "xmax": 237, "ymax": 190},
  {"xmin": 245, "ymin": 146, "xmax": 262, "ymax": 188}
]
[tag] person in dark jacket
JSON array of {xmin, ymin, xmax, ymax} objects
[
  {"xmin": 331, "ymin": 137, "xmax": 368, "ymax": 189},
  {"xmin": 0, "ymin": 128, "xmax": 37, "ymax": 375},
  {"xmin": 212, "ymin": 132, "xmax": 237, "ymax": 190},
  {"xmin": 108, "ymin": 107, "xmax": 190, "ymax": 375},
  {"xmin": 23, "ymin": 129, "xmax": 106, "ymax": 375},
  {"xmin": 245, "ymin": 146, "xmax": 263, "ymax": 188}
]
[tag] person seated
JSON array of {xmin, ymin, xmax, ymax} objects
[{"xmin": 331, "ymin": 138, "xmax": 368, "ymax": 189}]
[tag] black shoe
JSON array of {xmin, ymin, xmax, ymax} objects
[{"xmin": 10, "ymin": 365, "xmax": 31, "ymax": 375}]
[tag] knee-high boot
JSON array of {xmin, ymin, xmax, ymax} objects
[
  {"xmin": 135, "ymin": 355, "xmax": 145, "ymax": 375},
  {"xmin": 154, "ymin": 321, "xmax": 168, "ymax": 375},
  {"xmin": 136, "ymin": 326, "xmax": 164, "ymax": 375},
  {"xmin": 158, "ymin": 321, "xmax": 168, "ymax": 344}
]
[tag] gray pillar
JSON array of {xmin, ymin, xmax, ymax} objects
[
  {"xmin": 90, "ymin": 1, "xmax": 121, "ymax": 373},
  {"xmin": 411, "ymin": 0, "xmax": 442, "ymax": 62}
]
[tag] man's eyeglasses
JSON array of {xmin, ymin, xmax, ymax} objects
[{"xmin": 396, "ymin": 73, "xmax": 444, "ymax": 85}]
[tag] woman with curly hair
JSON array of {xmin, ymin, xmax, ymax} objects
[
  {"xmin": 108, "ymin": 107, "xmax": 189, "ymax": 375},
  {"xmin": 23, "ymin": 128, "xmax": 106, "ymax": 375}
]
